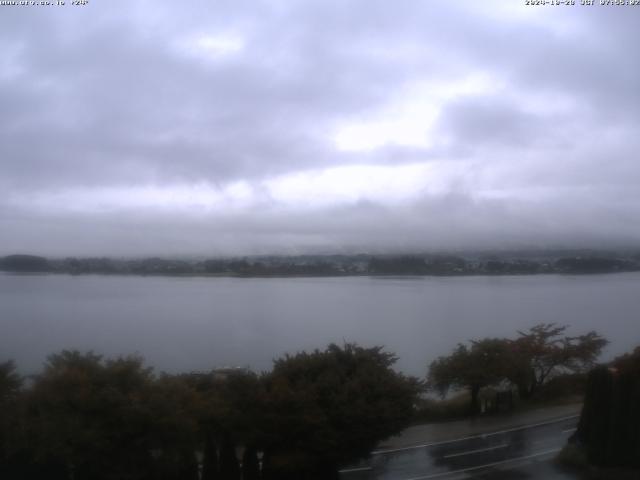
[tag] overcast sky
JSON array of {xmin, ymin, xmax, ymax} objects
[{"xmin": 1, "ymin": 1, "xmax": 639, "ymax": 256}]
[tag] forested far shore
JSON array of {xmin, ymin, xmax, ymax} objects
[{"xmin": 2, "ymin": 251, "xmax": 640, "ymax": 277}]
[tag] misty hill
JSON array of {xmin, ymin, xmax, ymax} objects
[{"xmin": 0, "ymin": 255, "xmax": 50, "ymax": 273}]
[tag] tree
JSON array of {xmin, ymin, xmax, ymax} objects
[
  {"xmin": 181, "ymin": 369, "xmax": 266, "ymax": 480},
  {"xmin": 509, "ymin": 323, "xmax": 608, "ymax": 399},
  {"xmin": 144, "ymin": 375, "xmax": 202, "ymax": 480},
  {"xmin": 262, "ymin": 343, "xmax": 422, "ymax": 479},
  {"xmin": 0, "ymin": 361, "xmax": 22, "ymax": 478},
  {"xmin": 574, "ymin": 346, "xmax": 640, "ymax": 468},
  {"xmin": 427, "ymin": 338, "xmax": 511, "ymax": 414},
  {"xmin": 0, "ymin": 361, "xmax": 21, "ymax": 399},
  {"xmin": 218, "ymin": 435, "xmax": 240, "ymax": 480},
  {"xmin": 241, "ymin": 446, "xmax": 260, "ymax": 480},
  {"xmin": 25, "ymin": 351, "xmax": 166, "ymax": 480}
]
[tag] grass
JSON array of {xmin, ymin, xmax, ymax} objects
[
  {"xmin": 413, "ymin": 392, "xmax": 472, "ymax": 423},
  {"xmin": 413, "ymin": 375, "xmax": 587, "ymax": 424}
]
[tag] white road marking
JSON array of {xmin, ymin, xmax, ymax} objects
[
  {"xmin": 562, "ymin": 427, "xmax": 577, "ymax": 434},
  {"xmin": 338, "ymin": 466, "xmax": 372, "ymax": 473},
  {"xmin": 371, "ymin": 414, "xmax": 579, "ymax": 455},
  {"xmin": 402, "ymin": 448, "xmax": 562, "ymax": 480},
  {"xmin": 442, "ymin": 443, "xmax": 509, "ymax": 459}
]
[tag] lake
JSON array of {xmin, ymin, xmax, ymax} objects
[{"xmin": 1, "ymin": 272, "xmax": 639, "ymax": 377}]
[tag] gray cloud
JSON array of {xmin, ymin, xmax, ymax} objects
[{"xmin": 1, "ymin": 1, "xmax": 640, "ymax": 254}]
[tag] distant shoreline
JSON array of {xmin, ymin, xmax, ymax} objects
[
  {"xmin": 2, "ymin": 271, "xmax": 639, "ymax": 281},
  {"xmin": 2, "ymin": 252, "xmax": 639, "ymax": 278}
]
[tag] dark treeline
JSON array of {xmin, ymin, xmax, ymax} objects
[
  {"xmin": 0, "ymin": 328, "xmax": 634, "ymax": 478},
  {"xmin": 0, "ymin": 344, "xmax": 421, "ymax": 480},
  {"xmin": 2, "ymin": 251, "xmax": 640, "ymax": 276},
  {"xmin": 573, "ymin": 346, "xmax": 640, "ymax": 470}
]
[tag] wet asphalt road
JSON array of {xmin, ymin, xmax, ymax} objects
[{"xmin": 340, "ymin": 415, "xmax": 581, "ymax": 480}]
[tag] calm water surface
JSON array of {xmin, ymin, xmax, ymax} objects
[{"xmin": 1, "ymin": 272, "xmax": 639, "ymax": 376}]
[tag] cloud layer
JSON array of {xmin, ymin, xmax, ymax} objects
[{"xmin": 1, "ymin": 1, "xmax": 639, "ymax": 255}]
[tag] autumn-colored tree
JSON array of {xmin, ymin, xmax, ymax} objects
[
  {"xmin": 509, "ymin": 323, "xmax": 608, "ymax": 399},
  {"xmin": 428, "ymin": 338, "xmax": 511, "ymax": 414},
  {"xmin": 24, "ymin": 351, "xmax": 160, "ymax": 479}
]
